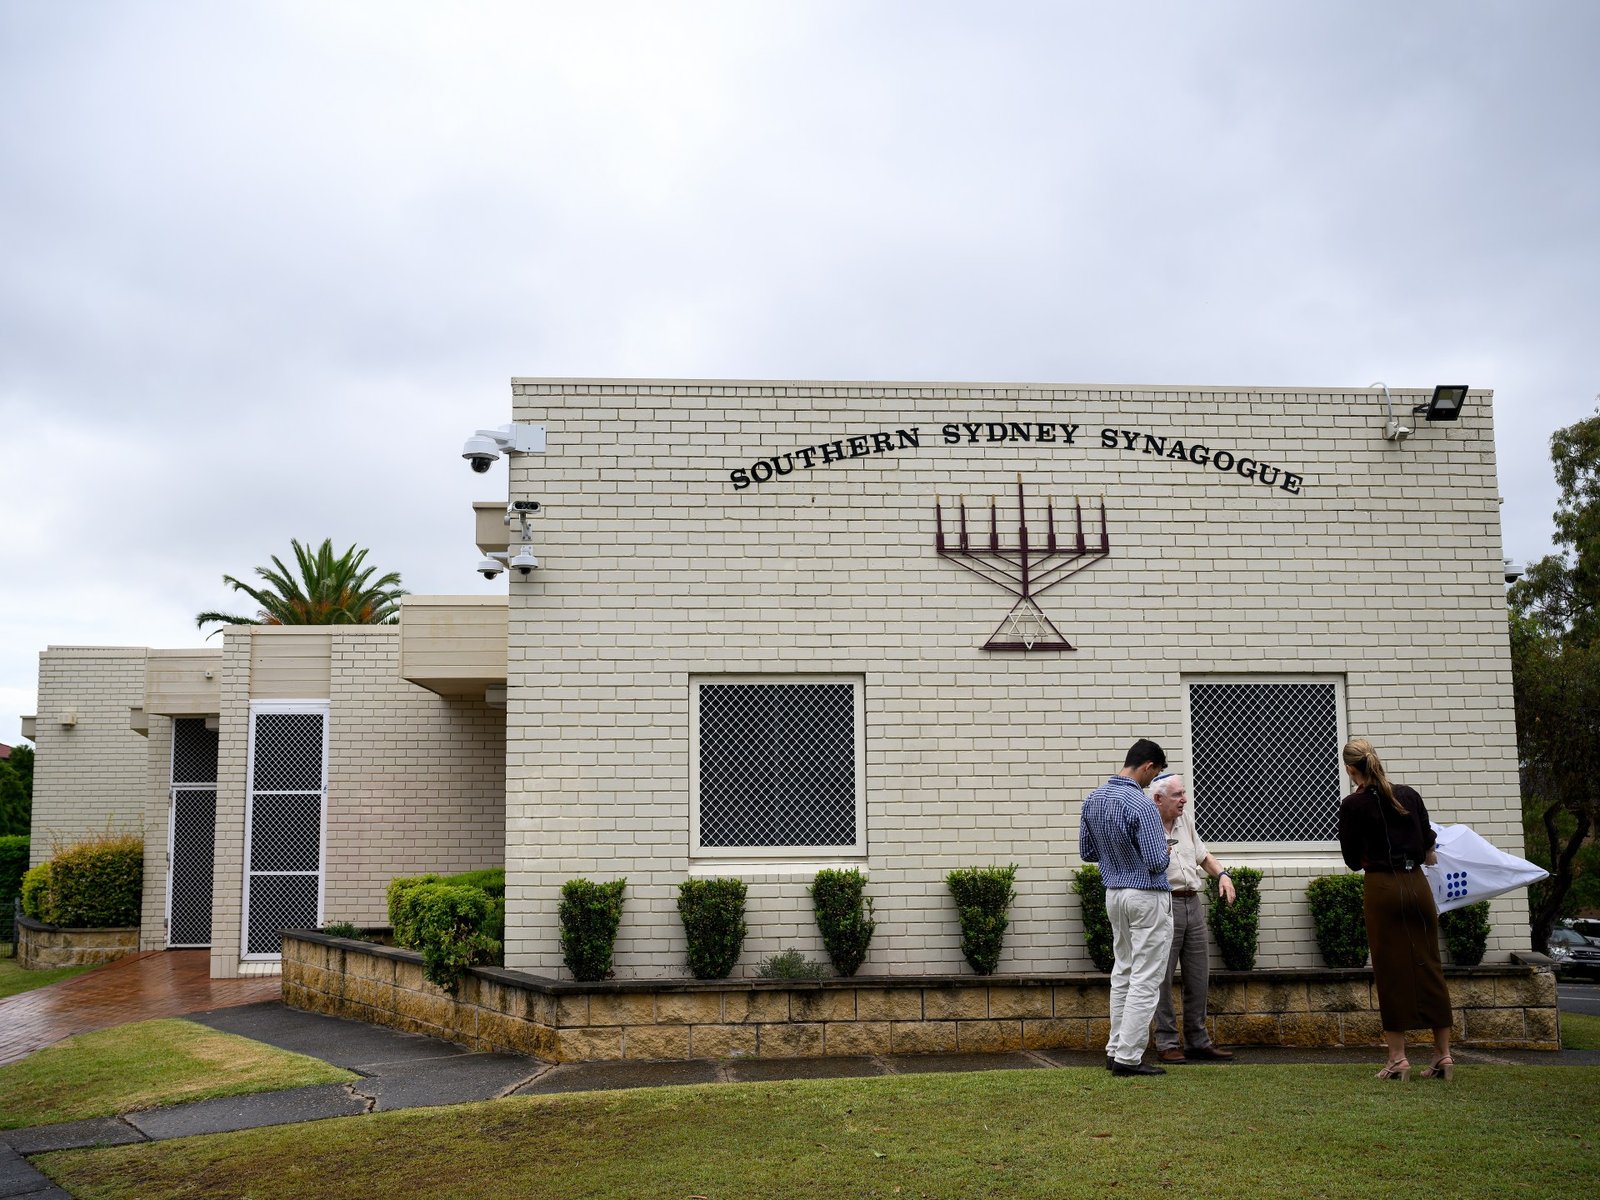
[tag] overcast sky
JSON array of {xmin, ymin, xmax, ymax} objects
[{"xmin": 3, "ymin": 0, "xmax": 1597, "ymax": 744}]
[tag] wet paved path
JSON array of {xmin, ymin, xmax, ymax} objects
[{"xmin": 0, "ymin": 951, "xmax": 280, "ymax": 1067}]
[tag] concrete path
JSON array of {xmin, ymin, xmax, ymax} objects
[{"xmin": 0, "ymin": 951, "xmax": 280, "ymax": 1067}]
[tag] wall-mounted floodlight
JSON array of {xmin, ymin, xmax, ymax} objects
[
  {"xmin": 1414, "ymin": 385, "xmax": 1469, "ymax": 422},
  {"xmin": 461, "ymin": 423, "xmax": 547, "ymax": 473}
]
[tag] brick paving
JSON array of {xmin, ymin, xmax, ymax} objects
[{"xmin": 0, "ymin": 951, "xmax": 280, "ymax": 1066}]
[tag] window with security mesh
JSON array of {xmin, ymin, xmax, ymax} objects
[
  {"xmin": 1188, "ymin": 680, "xmax": 1343, "ymax": 842},
  {"xmin": 244, "ymin": 704, "xmax": 326, "ymax": 957},
  {"xmin": 695, "ymin": 680, "xmax": 861, "ymax": 851}
]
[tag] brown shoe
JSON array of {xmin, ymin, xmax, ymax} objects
[
  {"xmin": 1156, "ymin": 1047, "xmax": 1187, "ymax": 1064},
  {"xmin": 1186, "ymin": 1045, "xmax": 1235, "ymax": 1061}
]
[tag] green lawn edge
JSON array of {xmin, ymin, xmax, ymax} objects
[
  {"xmin": 0, "ymin": 956, "xmax": 95, "ymax": 999},
  {"xmin": 37, "ymin": 1065, "xmax": 1600, "ymax": 1200},
  {"xmin": 0, "ymin": 1018, "xmax": 354, "ymax": 1129}
]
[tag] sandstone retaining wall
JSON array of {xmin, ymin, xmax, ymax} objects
[{"xmin": 17, "ymin": 915, "xmax": 140, "ymax": 969}]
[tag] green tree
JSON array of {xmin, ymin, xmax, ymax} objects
[
  {"xmin": 1509, "ymin": 404, "xmax": 1600, "ymax": 941},
  {"xmin": 0, "ymin": 744, "xmax": 32, "ymax": 837},
  {"xmin": 196, "ymin": 539, "xmax": 406, "ymax": 633}
]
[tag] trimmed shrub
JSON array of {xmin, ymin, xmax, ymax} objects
[
  {"xmin": 1207, "ymin": 866, "xmax": 1264, "ymax": 971},
  {"xmin": 44, "ymin": 835, "xmax": 142, "ymax": 928},
  {"xmin": 20, "ymin": 862, "xmax": 52, "ymax": 923},
  {"xmin": 946, "ymin": 864, "xmax": 1017, "ymax": 975},
  {"xmin": 1306, "ymin": 873, "xmax": 1369, "ymax": 968},
  {"xmin": 442, "ymin": 867, "xmax": 505, "ymax": 947},
  {"xmin": 809, "ymin": 868, "xmax": 876, "ymax": 977},
  {"xmin": 677, "ymin": 877, "xmax": 748, "ymax": 980},
  {"xmin": 386, "ymin": 873, "xmax": 444, "ymax": 948},
  {"xmin": 409, "ymin": 883, "xmax": 498, "ymax": 993},
  {"xmin": 0, "ymin": 834, "xmax": 28, "ymax": 939},
  {"xmin": 558, "ymin": 878, "xmax": 627, "ymax": 981},
  {"xmin": 1071, "ymin": 865, "xmax": 1113, "ymax": 972},
  {"xmin": 1440, "ymin": 900, "xmax": 1491, "ymax": 966},
  {"xmin": 757, "ymin": 948, "xmax": 825, "ymax": 980}
]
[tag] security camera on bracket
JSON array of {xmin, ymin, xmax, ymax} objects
[
  {"xmin": 461, "ymin": 423, "xmax": 548, "ymax": 473},
  {"xmin": 476, "ymin": 499, "xmax": 543, "ymax": 580}
]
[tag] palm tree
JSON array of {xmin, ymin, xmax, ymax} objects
[{"xmin": 196, "ymin": 539, "xmax": 407, "ymax": 634}]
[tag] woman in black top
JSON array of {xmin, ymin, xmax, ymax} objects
[{"xmin": 1338, "ymin": 738, "xmax": 1454, "ymax": 1081}]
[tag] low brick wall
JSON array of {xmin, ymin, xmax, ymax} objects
[
  {"xmin": 17, "ymin": 914, "xmax": 140, "ymax": 969},
  {"xmin": 282, "ymin": 932, "xmax": 1559, "ymax": 1061}
]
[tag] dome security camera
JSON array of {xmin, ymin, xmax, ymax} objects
[
  {"xmin": 462, "ymin": 433, "xmax": 500, "ymax": 473},
  {"xmin": 509, "ymin": 546, "xmax": 539, "ymax": 577},
  {"xmin": 477, "ymin": 557, "xmax": 504, "ymax": 580}
]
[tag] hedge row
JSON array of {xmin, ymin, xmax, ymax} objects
[{"xmin": 17, "ymin": 835, "xmax": 143, "ymax": 929}]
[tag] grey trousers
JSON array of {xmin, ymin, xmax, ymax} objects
[{"xmin": 1154, "ymin": 890, "xmax": 1214, "ymax": 1050}]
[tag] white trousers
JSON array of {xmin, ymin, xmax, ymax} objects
[{"xmin": 1105, "ymin": 887, "xmax": 1174, "ymax": 1065}]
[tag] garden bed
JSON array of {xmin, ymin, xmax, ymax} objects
[{"xmin": 282, "ymin": 931, "xmax": 1560, "ymax": 1062}]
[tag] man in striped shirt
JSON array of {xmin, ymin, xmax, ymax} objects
[{"xmin": 1079, "ymin": 738, "xmax": 1173, "ymax": 1076}]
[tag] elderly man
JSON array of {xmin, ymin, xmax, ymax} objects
[
  {"xmin": 1080, "ymin": 738, "xmax": 1173, "ymax": 1077},
  {"xmin": 1150, "ymin": 773, "xmax": 1236, "ymax": 1063}
]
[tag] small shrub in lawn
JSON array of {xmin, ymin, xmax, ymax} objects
[
  {"xmin": 757, "ymin": 948, "xmax": 826, "ymax": 980},
  {"xmin": 558, "ymin": 878, "xmax": 626, "ymax": 981},
  {"xmin": 1207, "ymin": 866, "xmax": 1264, "ymax": 970},
  {"xmin": 1306, "ymin": 873, "xmax": 1369, "ymax": 967},
  {"xmin": 809, "ymin": 868, "xmax": 876, "ymax": 976},
  {"xmin": 1071, "ymin": 865, "xmax": 1113, "ymax": 972},
  {"xmin": 1440, "ymin": 900, "xmax": 1491, "ymax": 966},
  {"xmin": 946, "ymin": 864, "xmax": 1017, "ymax": 975},
  {"xmin": 20, "ymin": 863, "xmax": 52, "ymax": 923},
  {"xmin": 677, "ymin": 877, "xmax": 748, "ymax": 980},
  {"xmin": 43, "ymin": 834, "xmax": 143, "ymax": 928},
  {"xmin": 0, "ymin": 835, "xmax": 28, "ymax": 939}
]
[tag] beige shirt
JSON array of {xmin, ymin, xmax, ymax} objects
[{"xmin": 1163, "ymin": 806, "xmax": 1211, "ymax": 892}]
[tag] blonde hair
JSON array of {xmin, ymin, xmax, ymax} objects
[{"xmin": 1342, "ymin": 738, "xmax": 1405, "ymax": 815}]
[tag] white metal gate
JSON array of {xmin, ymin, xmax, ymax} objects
[
  {"xmin": 242, "ymin": 701, "xmax": 327, "ymax": 959},
  {"xmin": 167, "ymin": 717, "xmax": 217, "ymax": 948}
]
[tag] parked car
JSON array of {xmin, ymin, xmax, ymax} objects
[
  {"xmin": 1548, "ymin": 928, "xmax": 1600, "ymax": 979},
  {"xmin": 1561, "ymin": 917, "xmax": 1600, "ymax": 944}
]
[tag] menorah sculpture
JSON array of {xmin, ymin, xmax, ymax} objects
[{"xmin": 934, "ymin": 477, "xmax": 1111, "ymax": 651}]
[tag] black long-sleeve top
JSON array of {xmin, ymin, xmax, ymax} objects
[{"xmin": 1338, "ymin": 783, "xmax": 1436, "ymax": 872}]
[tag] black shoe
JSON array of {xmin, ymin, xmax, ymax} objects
[
  {"xmin": 1111, "ymin": 1061, "xmax": 1167, "ymax": 1076},
  {"xmin": 1106, "ymin": 1055, "xmax": 1114, "ymax": 1071}
]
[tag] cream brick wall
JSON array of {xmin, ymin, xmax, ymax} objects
[
  {"xmin": 139, "ymin": 713, "xmax": 174, "ymax": 950},
  {"xmin": 503, "ymin": 379, "xmax": 1524, "ymax": 978},
  {"xmin": 29, "ymin": 648, "xmax": 150, "ymax": 865},
  {"xmin": 209, "ymin": 626, "xmax": 505, "ymax": 977}
]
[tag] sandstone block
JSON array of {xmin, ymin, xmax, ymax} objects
[
  {"xmin": 792, "ymin": 990, "xmax": 857, "ymax": 1023},
  {"xmin": 1308, "ymin": 979, "xmax": 1373, "ymax": 1013},
  {"xmin": 824, "ymin": 1021, "xmax": 891, "ymax": 1056},
  {"xmin": 1023, "ymin": 1018, "xmax": 1088, "ymax": 1050},
  {"xmin": 1340, "ymin": 1012, "xmax": 1385, "ymax": 1046},
  {"xmin": 725, "ymin": 990, "xmax": 792, "ymax": 1024},
  {"xmin": 556, "ymin": 1026, "xmax": 624, "ymax": 1062},
  {"xmin": 347, "ymin": 950, "xmax": 395, "ymax": 985},
  {"xmin": 1278, "ymin": 1012, "xmax": 1341, "ymax": 1047},
  {"xmin": 1463, "ymin": 1006, "xmax": 1527, "ymax": 1044},
  {"xmin": 691, "ymin": 1024, "xmax": 758, "ymax": 1059},
  {"xmin": 987, "ymin": 986, "xmax": 1051, "ymax": 1019},
  {"xmin": 554, "ymin": 993, "xmax": 591, "ymax": 1027},
  {"xmin": 856, "ymin": 988, "xmax": 923, "ymax": 1022},
  {"xmin": 591, "ymin": 992, "xmax": 656, "ymax": 1027},
  {"xmin": 1496, "ymin": 972, "xmax": 1556, "ymax": 1008},
  {"xmin": 1446, "ymin": 976, "xmax": 1498, "ymax": 1010},
  {"xmin": 1245, "ymin": 980, "xmax": 1309, "ymax": 1014},
  {"xmin": 1052, "ymin": 984, "xmax": 1108, "ymax": 1019},
  {"xmin": 1212, "ymin": 1014, "xmax": 1280, "ymax": 1046},
  {"xmin": 624, "ymin": 1024, "xmax": 692, "ymax": 1060},
  {"xmin": 656, "ymin": 992, "xmax": 724, "ymax": 1025},
  {"xmin": 924, "ymin": 987, "xmax": 987, "ymax": 1020},
  {"xmin": 890, "ymin": 1021, "xmax": 958, "ymax": 1054},
  {"xmin": 758, "ymin": 1022, "xmax": 825, "ymax": 1057},
  {"xmin": 957, "ymin": 1020, "xmax": 1022, "ymax": 1053}
]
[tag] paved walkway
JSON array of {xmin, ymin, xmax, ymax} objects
[{"xmin": 0, "ymin": 951, "xmax": 280, "ymax": 1067}]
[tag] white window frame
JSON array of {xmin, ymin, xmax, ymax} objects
[
  {"xmin": 689, "ymin": 674, "xmax": 867, "ymax": 862},
  {"xmin": 241, "ymin": 699, "xmax": 329, "ymax": 962},
  {"xmin": 1181, "ymin": 674, "xmax": 1346, "ymax": 857}
]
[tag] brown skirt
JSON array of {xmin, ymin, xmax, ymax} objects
[{"xmin": 1364, "ymin": 870, "xmax": 1453, "ymax": 1032}]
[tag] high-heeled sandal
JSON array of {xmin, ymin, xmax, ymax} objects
[
  {"xmin": 1375, "ymin": 1058, "xmax": 1410, "ymax": 1081},
  {"xmin": 1419, "ymin": 1056, "xmax": 1454, "ymax": 1081}
]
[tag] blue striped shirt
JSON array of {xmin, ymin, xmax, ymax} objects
[{"xmin": 1078, "ymin": 775, "xmax": 1172, "ymax": 891}]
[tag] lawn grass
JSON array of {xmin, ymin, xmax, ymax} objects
[
  {"xmin": 0, "ymin": 1018, "xmax": 354, "ymax": 1129},
  {"xmin": 0, "ymin": 955, "xmax": 94, "ymax": 999},
  {"xmin": 1562, "ymin": 1011, "xmax": 1600, "ymax": 1050},
  {"xmin": 38, "ymin": 1064, "xmax": 1600, "ymax": 1200}
]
